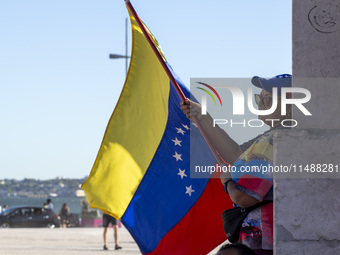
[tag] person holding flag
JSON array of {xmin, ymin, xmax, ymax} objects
[
  {"xmin": 181, "ymin": 74, "xmax": 292, "ymax": 255},
  {"xmin": 82, "ymin": 1, "xmax": 234, "ymax": 254},
  {"xmin": 82, "ymin": 0, "xmax": 291, "ymax": 254}
]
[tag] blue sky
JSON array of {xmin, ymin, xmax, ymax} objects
[{"xmin": 0, "ymin": 0, "xmax": 292, "ymax": 180}]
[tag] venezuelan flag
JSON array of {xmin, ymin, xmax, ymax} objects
[{"xmin": 82, "ymin": 7, "xmax": 233, "ymax": 255}]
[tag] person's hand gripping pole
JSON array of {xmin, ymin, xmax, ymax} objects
[{"xmin": 180, "ymin": 98, "xmax": 224, "ymax": 166}]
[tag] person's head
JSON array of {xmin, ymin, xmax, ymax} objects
[
  {"xmin": 251, "ymin": 74, "xmax": 292, "ymax": 128},
  {"xmin": 216, "ymin": 243, "xmax": 256, "ymax": 255},
  {"xmin": 47, "ymin": 199, "xmax": 51, "ymax": 204},
  {"xmin": 3, "ymin": 204, "xmax": 8, "ymax": 209}
]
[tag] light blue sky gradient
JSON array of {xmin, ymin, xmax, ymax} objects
[{"xmin": 0, "ymin": 0, "xmax": 292, "ymax": 179}]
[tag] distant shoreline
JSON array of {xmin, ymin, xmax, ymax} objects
[{"xmin": 0, "ymin": 177, "xmax": 87, "ymax": 199}]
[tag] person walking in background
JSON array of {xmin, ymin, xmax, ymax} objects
[
  {"xmin": 102, "ymin": 213, "xmax": 122, "ymax": 250},
  {"xmin": 59, "ymin": 203, "xmax": 70, "ymax": 228},
  {"xmin": 45, "ymin": 199, "xmax": 54, "ymax": 210},
  {"xmin": 1, "ymin": 204, "xmax": 8, "ymax": 213},
  {"xmin": 0, "ymin": 204, "xmax": 7, "ymax": 213},
  {"xmin": 81, "ymin": 199, "xmax": 89, "ymax": 212}
]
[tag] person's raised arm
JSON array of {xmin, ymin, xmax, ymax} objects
[{"xmin": 180, "ymin": 98, "xmax": 242, "ymax": 165}]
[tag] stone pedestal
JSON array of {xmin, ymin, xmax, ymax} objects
[{"xmin": 274, "ymin": 0, "xmax": 340, "ymax": 254}]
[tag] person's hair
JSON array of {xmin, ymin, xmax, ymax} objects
[{"xmin": 217, "ymin": 243, "xmax": 256, "ymax": 255}]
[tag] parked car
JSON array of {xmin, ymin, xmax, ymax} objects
[{"xmin": 0, "ymin": 206, "xmax": 60, "ymax": 228}]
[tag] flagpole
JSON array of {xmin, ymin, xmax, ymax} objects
[
  {"xmin": 124, "ymin": 0, "xmax": 186, "ymax": 101},
  {"xmin": 124, "ymin": 0, "xmax": 224, "ymax": 166}
]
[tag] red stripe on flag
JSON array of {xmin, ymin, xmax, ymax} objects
[{"xmin": 146, "ymin": 178, "xmax": 234, "ymax": 255}]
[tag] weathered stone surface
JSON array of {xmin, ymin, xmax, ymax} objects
[
  {"xmin": 275, "ymin": 0, "xmax": 340, "ymax": 253},
  {"xmin": 275, "ymin": 178, "xmax": 340, "ymax": 240},
  {"xmin": 293, "ymin": 0, "xmax": 340, "ymax": 78},
  {"xmin": 292, "ymin": 79, "xmax": 340, "ymax": 130},
  {"xmin": 276, "ymin": 241, "xmax": 340, "ymax": 255},
  {"xmin": 274, "ymin": 129, "xmax": 340, "ymax": 178}
]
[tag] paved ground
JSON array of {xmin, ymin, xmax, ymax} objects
[
  {"xmin": 0, "ymin": 227, "xmax": 141, "ymax": 254},
  {"xmin": 0, "ymin": 227, "xmax": 225, "ymax": 254}
]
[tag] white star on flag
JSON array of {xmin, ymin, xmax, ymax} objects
[
  {"xmin": 172, "ymin": 137, "xmax": 182, "ymax": 146},
  {"xmin": 182, "ymin": 124, "xmax": 190, "ymax": 130},
  {"xmin": 177, "ymin": 168, "xmax": 187, "ymax": 179},
  {"xmin": 172, "ymin": 151, "xmax": 183, "ymax": 161},
  {"xmin": 185, "ymin": 185, "xmax": 195, "ymax": 196},
  {"xmin": 176, "ymin": 127, "xmax": 185, "ymax": 135}
]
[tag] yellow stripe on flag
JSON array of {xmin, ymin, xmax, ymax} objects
[{"xmin": 82, "ymin": 11, "xmax": 170, "ymax": 219}]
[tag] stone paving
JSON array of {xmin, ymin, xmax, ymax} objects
[
  {"xmin": 0, "ymin": 226, "xmax": 225, "ymax": 254},
  {"xmin": 0, "ymin": 227, "xmax": 141, "ymax": 255}
]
